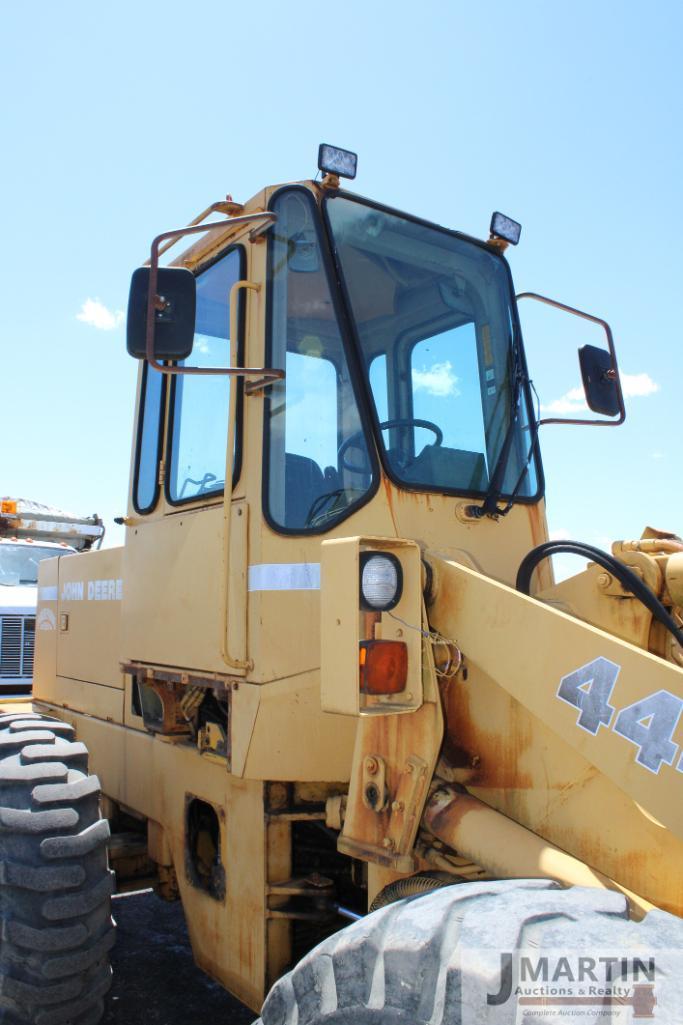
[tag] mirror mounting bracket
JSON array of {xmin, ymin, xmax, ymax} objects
[
  {"xmin": 145, "ymin": 211, "xmax": 284, "ymax": 387},
  {"xmin": 516, "ymin": 291, "xmax": 625, "ymax": 427}
]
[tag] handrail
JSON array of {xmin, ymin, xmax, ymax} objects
[
  {"xmin": 220, "ymin": 280, "xmax": 259, "ymax": 671},
  {"xmin": 144, "ymin": 211, "xmax": 284, "ymax": 385}
]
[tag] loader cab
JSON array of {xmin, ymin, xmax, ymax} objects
[
  {"xmin": 262, "ymin": 186, "xmax": 541, "ymax": 535},
  {"xmin": 123, "ymin": 157, "xmax": 623, "ymax": 683},
  {"xmin": 129, "ymin": 181, "xmax": 543, "ymax": 534}
]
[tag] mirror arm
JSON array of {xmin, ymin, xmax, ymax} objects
[
  {"xmin": 145, "ymin": 211, "xmax": 284, "ymax": 385},
  {"xmin": 516, "ymin": 291, "xmax": 625, "ymax": 427}
]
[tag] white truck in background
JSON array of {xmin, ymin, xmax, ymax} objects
[{"xmin": 0, "ymin": 498, "xmax": 104, "ymax": 695}]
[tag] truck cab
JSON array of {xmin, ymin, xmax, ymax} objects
[{"xmin": 0, "ymin": 499, "xmax": 104, "ymax": 694}]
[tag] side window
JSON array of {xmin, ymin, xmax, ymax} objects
[
  {"xmin": 168, "ymin": 248, "xmax": 244, "ymax": 504},
  {"xmin": 284, "ymin": 352, "xmax": 338, "ymax": 467},
  {"xmin": 401, "ymin": 325, "xmax": 489, "ymax": 490},
  {"xmin": 265, "ymin": 188, "xmax": 375, "ymax": 532},
  {"xmin": 369, "ymin": 354, "xmax": 388, "ymax": 423},
  {"xmin": 411, "ymin": 326, "xmax": 487, "ymax": 457},
  {"xmin": 133, "ymin": 362, "xmax": 165, "ymax": 514}
]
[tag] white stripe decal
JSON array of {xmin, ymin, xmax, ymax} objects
[
  {"xmin": 39, "ymin": 586, "xmax": 58, "ymax": 601},
  {"xmin": 248, "ymin": 563, "xmax": 320, "ymax": 592}
]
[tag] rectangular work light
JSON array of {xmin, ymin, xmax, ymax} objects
[
  {"xmin": 490, "ymin": 211, "xmax": 522, "ymax": 245},
  {"xmin": 318, "ymin": 144, "xmax": 358, "ymax": 180}
]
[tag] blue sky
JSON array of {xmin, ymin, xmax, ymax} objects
[{"xmin": 1, "ymin": 1, "xmax": 681, "ymax": 574}]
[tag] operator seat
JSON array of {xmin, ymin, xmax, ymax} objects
[{"xmin": 284, "ymin": 453, "xmax": 325, "ymax": 529}]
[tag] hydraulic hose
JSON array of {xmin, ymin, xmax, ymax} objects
[
  {"xmin": 368, "ymin": 871, "xmax": 458, "ymax": 913},
  {"xmin": 516, "ymin": 541, "xmax": 683, "ymax": 650}
]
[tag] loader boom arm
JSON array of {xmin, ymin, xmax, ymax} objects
[{"xmin": 427, "ymin": 555, "xmax": 683, "ymax": 843}]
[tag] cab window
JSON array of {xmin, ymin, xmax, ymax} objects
[
  {"xmin": 133, "ymin": 362, "xmax": 165, "ymax": 514},
  {"xmin": 167, "ymin": 247, "xmax": 244, "ymax": 504},
  {"xmin": 264, "ymin": 188, "xmax": 375, "ymax": 532}
]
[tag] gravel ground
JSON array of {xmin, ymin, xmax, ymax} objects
[{"xmin": 104, "ymin": 890, "xmax": 256, "ymax": 1025}]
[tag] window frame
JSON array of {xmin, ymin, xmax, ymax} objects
[
  {"xmin": 262, "ymin": 185, "xmax": 381, "ymax": 537},
  {"xmin": 164, "ymin": 244, "xmax": 247, "ymax": 509},
  {"xmin": 322, "ymin": 191, "xmax": 545, "ymax": 506},
  {"xmin": 132, "ymin": 359, "xmax": 168, "ymax": 516}
]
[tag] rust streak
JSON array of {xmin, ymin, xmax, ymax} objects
[{"xmin": 381, "ymin": 475, "xmax": 400, "ymax": 537}]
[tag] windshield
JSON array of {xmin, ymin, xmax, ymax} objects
[
  {"xmin": 0, "ymin": 545, "xmax": 67, "ymax": 586},
  {"xmin": 324, "ymin": 195, "xmax": 540, "ymax": 500}
]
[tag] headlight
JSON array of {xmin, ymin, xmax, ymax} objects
[
  {"xmin": 359, "ymin": 552, "xmax": 403, "ymax": 612},
  {"xmin": 318, "ymin": 143, "xmax": 358, "ymax": 180},
  {"xmin": 489, "ymin": 211, "xmax": 521, "ymax": 245}
]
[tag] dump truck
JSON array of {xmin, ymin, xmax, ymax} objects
[
  {"xmin": 5, "ymin": 145, "xmax": 683, "ymax": 1024},
  {"xmin": 0, "ymin": 499, "xmax": 103, "ymax": 696}
]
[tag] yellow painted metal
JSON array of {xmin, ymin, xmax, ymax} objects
[
  {"xmin": 32, "ymin": 703, "xmax": 270, "ymax": 1013},
  {"xmin": 121, "ymin": 507, "xmax": 238, "ymax": 676},
  {"xmin": 33, "ymin": 554, "xmax": 59, "ymax": 691},
  {"xmin": 227, "ymin": 501, "xmax": 249, "ymax": 668},
  {"xmin": 236, "ymin": 674, "xmax": 357, "ymax": 782},
  {"xmin": 536, "ymin": 561, "xmax": 653, "ymax": 648},
  {"xmin": 220, "ymin": 280, "xmax": 260, "ymax": 672},
  {"xmin": 339, "ymin": 609, "xmax": 443, "ymax": 872},
  {"xmin": 320, "ymin": 536, "xmax": 423, "ymax": 716},
  {"xmin": 55, "ymin": 548, "xmax": 124, "ymax": 689},
  {"xmin": 426, "ymin": 554, "xmax": 683, "ymax": 912},
  {"xmin": 423, "ymin": 787, "xmax": 655, "ymax": 917},
  {"xmin": 26, "ymin": 175, "xmax": 683, "ymax": 1016}
]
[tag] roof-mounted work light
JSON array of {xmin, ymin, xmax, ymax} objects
[
  {"xmin": 318, "ymin": 144, "xmax": 358, "ymax": 180},
  {"xmin": 490, "ymin": 211, "xmax": 522, "ymax": 246}
]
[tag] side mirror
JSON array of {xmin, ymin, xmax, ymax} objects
[
  {"xmin": 579, "ymin": 344, "xmax": 620, "ymax": 417},
  {"xmin": 517, "ymin": 292, "xmax": 625, "ymax": 427},
  {"xmin": 126, "ymin": 267, "xmax": 196, "ymax": 361}
]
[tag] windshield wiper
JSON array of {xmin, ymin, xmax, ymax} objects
[{"xmin": 468, "ymin": 339, "xmax": 537, "ymax": 520}]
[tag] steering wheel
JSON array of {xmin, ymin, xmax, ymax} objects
[{"xmin": 338, "ymin": 419, "xmax": 443, "ymax": 474}]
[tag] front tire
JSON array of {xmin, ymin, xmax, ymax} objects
[
  {"xmin": 256, "ymin": 878, "xmax": 683, "ymax": 1023},
  {"xmin": 0, "ymin": 713, "xmax": 115, "ymax": 1025}
]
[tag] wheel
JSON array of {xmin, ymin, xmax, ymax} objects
[
  {"xmin": 254, "ymin": 878, "xmax": 683, "ymax": 1023},
  {"xmin": 0, "ymin": 712, "xmax": 115, "ymax": 1025},
  {"xmin": 338, "ymin": 420, "xmax": 443, "ymax": 474}
]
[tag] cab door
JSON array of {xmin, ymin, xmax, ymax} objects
[{"xmin": 122, "ymin": 244, "xmax": 251, "ymax": 676}]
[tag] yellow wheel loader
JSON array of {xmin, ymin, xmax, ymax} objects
[{"xmin": 7, "ymin": 145, "xmax": 683, "ymax": 1024}]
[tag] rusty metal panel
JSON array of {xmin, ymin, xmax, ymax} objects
[
  {"xmin": 38, "ymin": 708, "xmax": 270, "ymax": 1013},
  {"xmin": 427, "ymin": 554, "xmax": 683, "ymax": 911},
  {"xmin": 339, "ymin": 624, "xmax": 443, "ymax": 872}
]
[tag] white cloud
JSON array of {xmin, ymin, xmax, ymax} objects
[
  {"xmin": 541, "ymin": 371, "xmax": 659, "ymax": 415},
  {"xmin": 412, "ymin": 360, "xmax": 460, "ymax": 398},
  {"xmin": 549, "ymin": 527, "xmax": 572, "ymax": 541},
  {"xmin": 620, "ymin": 372, "xmax": 659, "ymax": 397},
  {"xmin": 76, "ymin": 298, "xmax": 124, "ymax": 331},
  {"xmin": 541, "ymin": 386, "xmax": 587, "ymax": 415}
]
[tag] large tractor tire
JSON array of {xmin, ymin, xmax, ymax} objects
[
  {"xmin": 0, "ymin": 713, "xmax": 115, "ymax": 1025},
  {"xmin": 255, "ymin": 878, "xmax": 683, "ymax": 1024}
]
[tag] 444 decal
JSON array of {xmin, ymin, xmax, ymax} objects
[{"xmin": 558, "ymin": 657, "xmax": 683, "ymax": 775}]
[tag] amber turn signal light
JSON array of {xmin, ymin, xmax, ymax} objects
[{"xmin": 359, "ymin": 640, "xmax": 408, "ymax": 695}]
